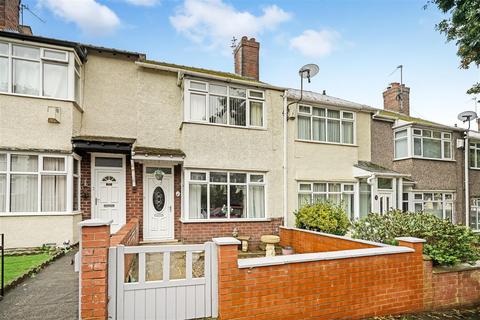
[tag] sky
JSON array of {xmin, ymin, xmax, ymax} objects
[{"xmin": 23, "ymin": 0, "xmax": 480, "ymax": 128}]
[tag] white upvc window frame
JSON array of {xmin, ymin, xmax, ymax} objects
[
  {"xmin": 184, "ymin": 78, "xmax": 266, "ymax": 129},
  {"xmin": 470, "ymin": 142, "xmax": 480, "ymax": 169},
  {"xmin": 184, "ymin": 169, "xmax": 267, "ymax": 221},
  {"xmin": 411, "ymin": 191, "xmax": 454, "ymax": 221},
  {"xmin": 0, "ymin": 38, "xmax": 82, "ymax": 102},
  {"xmin": 471, "ymin": 198, "xmax": 480, "ymax": 231},
  {"xmin": 297, "ymin": 181, "xmax": 356, "ymax": 219},
  {"xmin": 393, "ymin": 127, "xmax": 453, "ymax": 161},
  {"xmin": 296, "ymin": 104, "xmax": 356, "ymax": 145},
  {"xmin": 0, "ymin": 151, "xmax": 80, "ymax": 215}
]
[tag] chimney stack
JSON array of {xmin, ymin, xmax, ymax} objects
[
  {"xmin": 234, "ymin": 36, "xmax": 260, "ymax": 80},
  {"xmin": 383, "ymin": 82, "xmax": 410, "ymax": 116},
  {"xmin": 0, "ymin": 0, "xmax": 32, "ymax": 35}
]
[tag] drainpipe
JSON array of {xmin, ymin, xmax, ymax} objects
[
  {"xmin": 465, "ymin": 134, "xmax": 469, "ymax": 226},
  {"xmin": 131, "ymin": 150, "xmax": 136, "ymax": 188},
  {"xmin": 283, "ymin": 91, "xmax": 288, "ymax": 227}
]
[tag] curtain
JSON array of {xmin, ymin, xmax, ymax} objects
[
  {"xmin": 0, "ymin": 57, "xmax": 7, "ymax": 92},
  {"xmin": 249, "ymin": 185, "xmax": 265, "ymax": 218},
  {"xmin": 229, "ymin": 97, "xmax": 246, "ymax": 126},
  {"xmin": 41, "ymin": 175, "xmax": 66, "ymax": 212},
  {"xmin": 43, "ymin": 157, "xmax": 65, "ymax": 171},
  {"xmin": 43, "ymin": 62, "xmax": 68, "ymax": 99},
  {"xmin": 423, "ymin": 138, "xmax": 441, "ymax": 158},
  {"xmin": 73, "ymin": 176, "xmax": 79, "ymax": 211},
  {"xmin": 327, "ymin": 119, "xmax": 340, "ymax": 143},
  {"xmin": 209, "ymin": 95, "xmax": 227, "ymax": 124},
  {"xmin": 342, "ymin": 121, "xmax": 354, "ymax": 144},
  {"xmin": 0, "ymin": 174, "xmax": 5, "ymax": 212},
  {"xmin": 13, "ymin": 59, "xmax": 40, "ymax": 95},
  {"xmin": 11, "ymin": 154, "xmax": 38, "ymax": 172},
  {"xmin": 0, "ymin": 154, "xmax": 5, "ymax": 171},
  {"xmin": 312, "ymin": 118, "xmax": 326, "ymax": 141},
  {"xmin": 249, "ymin": 101, "xmax": 263, "ymax": 127},
  {"xmin": 343, "ymin": 193, "xmax": 354, "ymax": 220},
  {"xmin": 190, "ymin": 93, "xmax": 206, "ymax": 121},
  {"xmin": 443, "ymin": 141, "xmax": 451, "ymax": 158},
  {"xmin": 298, "ymin": 116, "xmax": 311, "ymax": 139},
  {"xmin": 189, "ymin": 184, "xmax": 207, "ymax": 219},
  {"xmin": 359, "ymin": 181, "xmax": 371, "ymax": 218},
  {"xmin": 414, "ymin": 138, "xmax": 422, "ymax": 156},
  {"xmin": 298, "ymin": 193, "xmax": 311, "ymax": 208},
  {"xmin": 395, "ymin": 137, "xmax": 408, "ymax": 158},
  {"xmin": 11, "ymin": 174, "xmax": 37, "ymax": 212}
]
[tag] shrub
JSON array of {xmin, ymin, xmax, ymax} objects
[
  {"xmin": 295, "ymin": 201, "xmax": 350, "ymax": 236},
  {"xmin": 351, "ymin": 210, "xmax": 480, "ymax": 265}
]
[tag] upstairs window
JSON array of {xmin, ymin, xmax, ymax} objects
[
  {"xmin": 394, "ymin": 127, "xmax": 452, "ymax": 160},
  {"xmin": 297, "ymin": 105, "xmax": 355, "ymax": 145},
  {"xmin": 0, "ymin": 41, "xmax": 81, "ymax": 101},
  {"xmin": 185, "ymin": 79, "xmax": 265, "ymax": 128},
  {"xmin": 470, "ymin": 143, "xmax": 480, "ymax": 169}
]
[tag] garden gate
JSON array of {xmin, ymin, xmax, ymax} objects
[{"xmin": 108, "ymin": 242, "xmax": 218, "ymax": 320}]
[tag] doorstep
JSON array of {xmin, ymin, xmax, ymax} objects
[{"xmin": 139, "ymin": 239, "xmax": 181, "ymax": 245}]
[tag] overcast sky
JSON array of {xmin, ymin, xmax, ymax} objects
[{"xmin": 26, "ymin": 0, "xmax": 480, "ymax": 128}]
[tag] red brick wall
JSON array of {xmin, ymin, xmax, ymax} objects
[
  {"xmin": 424, "ymin": 260, "xmax": 480, "ymax": 310},
  {"xmin": 279, "ymin": 227, "xmax": 376, "ymax": 253},
  {"xmin": 181, "ymin": 218, "xmax": 283, "ymax": 247},
  {"xmin": 125, "ymin": 159, "xmax": 143, "ymax": 240},
  {"xmin": 0, "ymin": 0, "xmax": 19, "ymax": 31},
  {"xmin": 174, "ymin": 164, "xmax": 182, "ymax": 240},
  {"xmin": 110, "ymin": 218, "xmax": 139, "ymax": 247},
  {"xmin": 80, "ymin": 154, "xmax": 92, "ymax": 220},
  {"xmin": 217, "ymin": 240, "xmax": 425, "ymax": 320},
  {"xmin": 80, "ymin": 224, "xmax": 110, "ymax": 320}
]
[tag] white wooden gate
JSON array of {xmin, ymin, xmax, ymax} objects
[{"xmin": 108, "ymin": 242, "xmax": 218, "ymax": 320}]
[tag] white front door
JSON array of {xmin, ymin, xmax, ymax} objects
[
  {"xmin": 378, "ymin": 191, "xmax": 394, "ymax": 214},
  {"xmin": 145, "ymin": 173, "xmax": 174, "ymax": 240},
  {"xmin": 93, "ymin": 168, "xmax": 125, "ymax": 233}
]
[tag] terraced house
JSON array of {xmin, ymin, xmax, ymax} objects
[{"xmin": 1, "ymin": 1, "xmax": 480, "ymax": 250}]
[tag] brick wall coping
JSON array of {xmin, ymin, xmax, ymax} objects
[
  {"xmin": 433, "ymin": 261, "xmax": 480, "ymax": 274},
  {"xmin": 395, "ymin": 236, "xmax": 426, "ymax": 243},
  {"xmin": 78, "ymin": 218, "xmax": 113, "ymax": 227},
  {"xmin": 237, "ymin": 246, "xmax": 415, "ymax": 269},
  {"xmin": 213, "ymin": 237, "xmax": 241, "ymax": 245},
  {"xmin": 280, "ymin": 226, "xmax": 390, "ymax": 247}
]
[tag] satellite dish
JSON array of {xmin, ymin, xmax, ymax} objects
[
  {"xmin": 299, "ymin": 64, "xmax": 319, "ymax": 82},
  {"xmin": 457, "ymin": 111, "xmax": 478, "ymax": 122}
]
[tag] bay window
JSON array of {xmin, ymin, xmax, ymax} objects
[
  {"xmin": 297, "ymin": 105, "xmax": 355, "ymax": 145},
  {"xmin": 470, "ymin": 143, "xmax": 480, "ymax": 169},
  {"xmin": 394, "ymin": 127, "xmax": 452, "ymax": 160},
  {"xmin": 185, "ymin": 79, "xmax": 265, "ymax": 128},
  {"xmin": 412, "ymin": 192, "xmax": 454, "ymax": 220},
  {"xmin": 0, "ymin": 40, "xmax": 82, "ymax": 101},
  {"xmin": 186, "ymin": 170, "xmax": 266, "ymax": 220},
  {"xmin": 298, "ymin": 182, "xmax": 355, "ymax": 219},
  {"xmin": 0, "ymin": 152, "xmax": 80, "ymax": 214}
]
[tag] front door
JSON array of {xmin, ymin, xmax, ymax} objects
[
  {"xmin": 145, "ymin": 172, "xmax": 174, "ymax": 240},
  {"xmin": 378, "ymin": 191, "xmax": 394, "ymax": 214},
  {"xmin": 94, "ymin": 168, "xmax": 125, "ymax": 233}
]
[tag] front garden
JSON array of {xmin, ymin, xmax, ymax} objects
[{"xmin": 295, "ymin": 202, "xmax": 480, "ymax": 266}]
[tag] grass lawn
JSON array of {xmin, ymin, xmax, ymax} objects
[{"xmin": 1, "ymin": 253, "xmax": 52, "ymax": 285}]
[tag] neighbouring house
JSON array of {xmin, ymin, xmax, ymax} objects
[{"xmin": 370, "ymin": 82, "xmax": 470, "ymax": 224}]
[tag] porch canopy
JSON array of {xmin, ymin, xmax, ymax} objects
[
  {"xmin": 353, "ymin": 161, "xmax": 411, "ymax": 179},
  {"xmin": 72, "ymin": 135, "xmax": 136, "ymax": 154},
  {"xmin": 132, "ymin": 146, "xmax": 185, "ymax": 162}
]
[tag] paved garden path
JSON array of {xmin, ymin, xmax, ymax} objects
[{"xmin": 0, "ymin": 249, "xmax": 78, "ymax": 320}]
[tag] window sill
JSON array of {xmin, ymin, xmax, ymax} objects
[
  {"xmin": 295, "ymin": 139, "xmax": 358, "ymax": 147},
  {"xmin": 0, "ymin": 211, "xmax": 82, "ymax": 217},
  {"xmin": 0, "ymin": 91, "xmax": 78, "ymax": 104},
  {"xmin": 469, "ymin": 167, "xmax": 480, "ymax": 171},
  {"xmin": 180, "ymin": 218, "xmax": 271, "ymax": 223},
  {"xmin": 393, "ymin": 157, "xmax": 456, "ymax": 163},
  {"xmin": 181, "ymin": 121, "xmax": 267, "ymax": 131}
]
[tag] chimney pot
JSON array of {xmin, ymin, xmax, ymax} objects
[
  {"xmin": 383, "ymin": 82, "xmax": 410, "ymax": 116},
  {"xmin": 234, "ymin": 36, "xmax": 260, "ymax": 80}
]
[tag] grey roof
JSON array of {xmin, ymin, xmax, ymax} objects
[
  {"xmin": 287, "ymin": 89, "xmax": 376, "ymax": 112},
  {"xmin": 354, "ymin": 161, "xmax": 403, "ymax": 175}
]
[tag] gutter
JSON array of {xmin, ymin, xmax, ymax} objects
[{"xmin": 135, "ymin": 61, "xmax": 287, "ymax": 91}]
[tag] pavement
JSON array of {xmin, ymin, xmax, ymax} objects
[{"xmin": 0, "ymin": 249, "xmax": 78, "ymax": 320}]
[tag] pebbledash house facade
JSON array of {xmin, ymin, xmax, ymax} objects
[{"xmin": 1, "ymin": 11, "xmax": 480, "ymax": 248}]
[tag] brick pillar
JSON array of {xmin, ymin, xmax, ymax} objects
[
  {"xmin": 213, "ymin": 237, "xmax": 241, "ymax": 319},
  {"xmin": 79, "ymin": 219, "xmax": 112, "ymax": 320}
]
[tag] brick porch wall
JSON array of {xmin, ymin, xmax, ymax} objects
[
  {"xmin": 125, "ymin": 159, "xmax": 143, "ymax": 240},
  {"xmin": 80, "ymin": 154, "xmax": 92, "ymax": 220}
]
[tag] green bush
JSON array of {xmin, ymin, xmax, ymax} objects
[
  {"xmin": 351, "ymin": 210, "xmax": 480, "ymax": 266},
  {"xmin": 295, "ymin": 201, "xmax": 350, "ymax": 236}
]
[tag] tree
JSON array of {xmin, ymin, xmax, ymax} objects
[{"xmin": 427, "ymin": 0, "xmax": 480, "ymax": 94}]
